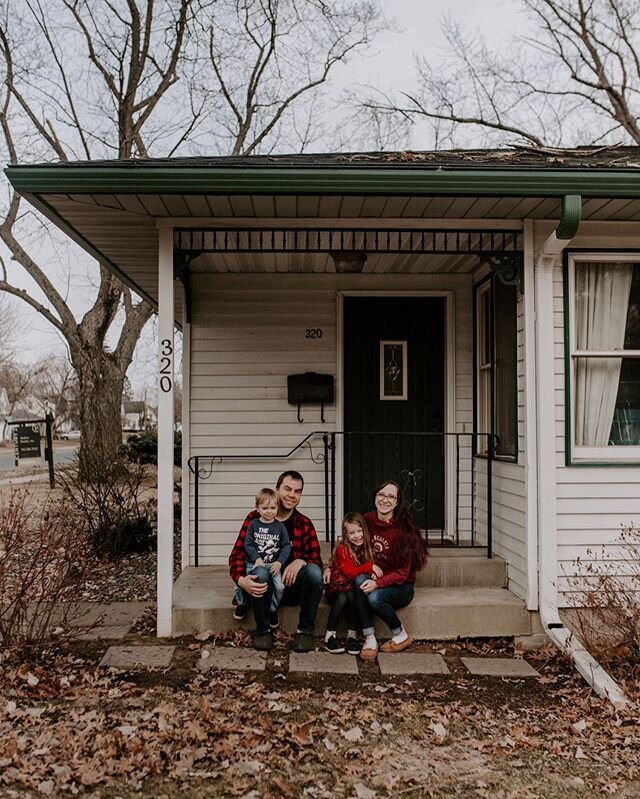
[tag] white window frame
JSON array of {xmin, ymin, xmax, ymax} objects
[
  {"xmin": 568, "ymin": 252, "xmax": 640, "ymax": 463},
  {"xmin": 379, "ymin": 340, "xmax": 408, "ymax": 400}
]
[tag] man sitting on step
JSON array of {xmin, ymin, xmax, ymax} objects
[{"xmin": 229, "ymin": 470, "xmax": 324, "ymax": 653}]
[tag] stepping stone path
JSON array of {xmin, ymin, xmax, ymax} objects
[
  {"xmin": 99, "ymin": 644, "xmax": 542, "ymax": 679},
  {"xmin": 100, "ymin": 645, "xmax": 175, "ymax": 669},
  {"xmin": 461, "ymin": 657, "xmax": 540, "ymax": 677}
]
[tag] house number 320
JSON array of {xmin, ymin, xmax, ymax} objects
[
  {"xmin": 159, "ymin": 338, "xmax": 173, "ymax": 392},
  {"xmin": 305, "ymin": 328, "xmax": 323, "ymax": 339}
]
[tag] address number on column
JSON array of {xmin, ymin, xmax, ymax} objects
[{"xmin": 159, "ymin": 338, "xmax": 173, "ymax": 392}]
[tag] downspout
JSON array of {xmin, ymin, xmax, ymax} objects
[{"xmin": 535, "ymin": 195, "xmax": 630, "ymax": 710}]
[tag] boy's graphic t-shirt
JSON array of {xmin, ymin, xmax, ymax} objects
[{"xmin": 244, "ymin": 518, "xmax": 291, "ymax": 565}]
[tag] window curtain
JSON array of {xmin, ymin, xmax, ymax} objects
[{"xmin": 574, "ymin": 262, "xmax": 633, "ymax": 446}]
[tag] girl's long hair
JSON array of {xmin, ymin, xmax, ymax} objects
[
  {"xmin": 339, "ymin": 511, "xmax": 373, "ymax": 565},
  {"xmin": 372, "ymin": 480, "xmax": 428, "ymax": 571}
]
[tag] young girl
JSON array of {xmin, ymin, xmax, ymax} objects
[{"xmin": 323, "ymin": 512, "xmax": 382, "ymax": 655}]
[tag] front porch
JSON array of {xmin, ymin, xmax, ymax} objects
[{"xmin": 172, "ymin": 547, "xmax": 540, "ymax": 640}]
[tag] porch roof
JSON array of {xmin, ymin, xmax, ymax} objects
[{"xmin": 6, "ymin": 146, "xmax": 640, "ymax": 313}]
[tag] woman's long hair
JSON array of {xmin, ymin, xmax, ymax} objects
[
  {"xmin": 339, "ymin": 511, "xmax": 373, "ymax": 565},
  {"xmin": 372, "ymin": 480, "xmax": 428, "ymax": 571}
]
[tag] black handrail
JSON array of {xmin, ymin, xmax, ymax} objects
[{"xmin": 188, "ymin": 430, "xmax": 498, "ymax": 565}]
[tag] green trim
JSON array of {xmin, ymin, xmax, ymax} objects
[
  {"xmin": 6, "ymin": 164, "xmax": 640, "ymax": 197},
  {"xmin": 556, "ymin": 194, "xmax": 582, "ymax": 240}
]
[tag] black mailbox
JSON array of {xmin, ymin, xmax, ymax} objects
[{"xmin": 287, "ymin": 372, "xmax": 334, "ymax": 422}]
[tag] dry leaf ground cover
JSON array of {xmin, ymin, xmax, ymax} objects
[{"xmin": 1, "ymin": 632, "xmax": 640, "ymax": 799}]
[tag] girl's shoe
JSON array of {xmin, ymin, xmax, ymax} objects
[
  {"xmin": 359, "ymin": 643, "xmax": 378, "ymax": 661},
  {"xmin": 346, "ymin": 637, "xmax": 361, "ymax": 655},
  {"xmin": 323, "ymin": 635, "xmax": 346, "ymax": 654},
  {"xmin": 380, "ymin": 636, "xmax": 413, "ymax": 653}
]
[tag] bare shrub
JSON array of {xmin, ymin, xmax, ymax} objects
[
  {"xmin": 0, "ymin": 488, "xmax": 93, "ymax": 652},
  {"xmin": 59, "ymin": 450, "xmax": 156, "ymax": 561},
  {"xmin": 568, "ymin": 526, "xmax": 640, "ymax": 662}
]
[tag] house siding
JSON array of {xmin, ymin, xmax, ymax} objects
[{"xmin": 188, "ymin": 272, "xmax": 476, "ymax": 566}]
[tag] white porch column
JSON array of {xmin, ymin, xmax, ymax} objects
[{"xmin": 157, "ymin": 227, "xmax": 175, "ymax": 637}]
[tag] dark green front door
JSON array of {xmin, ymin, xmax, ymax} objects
[{"xmin": 343, "ymin": 296, "xmax": 445, "ymax": 530}]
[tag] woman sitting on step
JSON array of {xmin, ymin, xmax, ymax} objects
[{"xmin": 356, "ymin": 480, "xmax": 428, "ymax": 661}]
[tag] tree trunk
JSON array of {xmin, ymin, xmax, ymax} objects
[{"xmin": 73, "ymin": 347, "xmax": 126, "ymax": 475}]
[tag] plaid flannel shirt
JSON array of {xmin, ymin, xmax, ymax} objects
[{"xmin": 229, "ymin": 508, "xmax": 322, "ymax": 583}]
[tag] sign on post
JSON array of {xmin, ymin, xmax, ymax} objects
[{"xmin": 15, "ymin": 424, "xmax": 41, "ymax": 459}]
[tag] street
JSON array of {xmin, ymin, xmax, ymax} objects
[{"xmin": 0, "ymin": 442, "xmax": 78, "ymax": 473}]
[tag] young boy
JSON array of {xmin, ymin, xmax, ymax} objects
[{"xmin": 233, "ymin": 487, "xmax": 292, "ymax": 629}]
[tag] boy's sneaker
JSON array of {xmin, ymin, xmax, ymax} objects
[
  {"xmin": 345, "ymin": 637, "xmax": 361, "ymax": 655},
  {"xmin": 269, "ymin": 611, "xmax": 280, "ymax": 630},
  {"xmin": 323, "ymin": 635, "xmax": 346, "ymax": 654},
  {"xmin": 233, "ymin": 603, "xmax": 248, "ymax": 621},
  {"xmin": 253, "ymin": 631, "xmax": 273, "ymax": 651}
]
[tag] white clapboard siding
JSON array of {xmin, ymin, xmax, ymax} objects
[
  {"xmin": 540, "ymin": 231, "xmax": 640, "ymax": 606},
  {"xmin": 187, "ymin": 272, "xmax": 474, "ymax": 565}
]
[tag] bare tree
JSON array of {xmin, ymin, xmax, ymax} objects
[
  {"xmin": 192, "ymin": 0, "xmax": 382, "ymax": 154},
  {"xmin": 0, "ymin": 0, "xmax": 382, "ymax": 475},
  {"xmin": 357, "ymin": 0, "xmax": 640, "ymax": 149},
  {"xmin": 0, "ymin": 0, "xmax": 200, "ymax": 469}
]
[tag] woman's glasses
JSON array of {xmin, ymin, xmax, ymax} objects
[{"xmin": 376, "ymin": 492, "xmax": 398, "ymax": 503}]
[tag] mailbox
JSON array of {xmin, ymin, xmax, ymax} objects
[{"xmin": 287, "ymin": 372, "xmax": 334, "ymax": 422}]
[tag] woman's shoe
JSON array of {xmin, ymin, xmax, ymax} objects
[
  {"xmin": 359, "ymin": 643, "xmax": 378, "ymax": 661},
  {"xmin": 380, "ymin": 636, "xmax": 413, "ymax": 653}
]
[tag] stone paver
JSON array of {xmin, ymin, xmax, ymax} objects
[
  {"xmin": 197, "ymin": 648, "xmax": 267, "ymax": 672},
  {"xmin": 74, "ymin": 625, "xmax": 132, "ymax": 641},
  {"xmin": 289, "ymin": 651, "xmax": 359, "ymax": 674},
  {"xmin": 378, "ymin": 653, "xmax": 450, "ymax": 676},
  {"xmin": 99, "ymin": 645, "xmax": 175, "ymax": 670},
  {"xmin": 461, "ymin": 657, "xmax": 539, "ymax": 677}
]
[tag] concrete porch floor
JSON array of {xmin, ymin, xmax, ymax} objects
[{"xmin": 172, "ymin": 549, "xmax": 540, "ymax": 640}]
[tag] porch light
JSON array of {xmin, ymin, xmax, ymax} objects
[{"xmin": 330, "ymin": 250, "xmax": 367, "ymax": 273}]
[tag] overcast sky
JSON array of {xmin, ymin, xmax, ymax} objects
[{"xmin": 15, "ymin": 0, "xmax": 527, "ymax": 397}]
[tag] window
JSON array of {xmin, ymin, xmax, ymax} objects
[
  {"xmin": 379, "ymin": 340, "xmax": 408, "ymax": 400},
  {"xmin": 568, "ymin": 254, "xmax": 640, "ymax": 461},
  {"xmin": 475, "ymin": 277, "xmax": 518, "ymax": 458}
]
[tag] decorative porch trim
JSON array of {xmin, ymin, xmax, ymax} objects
[
  {"xmin": 479, "ymin": 253, "xmax": 524, "ymax": 293},
  {"xmin": 174, "ymin": 227, "xmax": 523, "ymax": 255}
]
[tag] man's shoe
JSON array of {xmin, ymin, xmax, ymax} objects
[
  {"xmin": 345, "ymin": 637, "xmax": 361, "ymax": 655},
  {"xmin": 359, "ymin": 643, "xmax": 378, "ymax": 662},
  {"xmin": 292, "ymin": 632, "xmax": 314, "ymax": 653},
  {"xmin": 233, "ymin": 604, "xmax": 248, "ymax": 621},
  {"xmin": 269, "ymin": 611, "xmax": 280, "ymax": 630},
  {"xmin": 380, "ymin": 636, "xmax": 413, "ymax": 653},
  {"xmin": 253, "ymin": 631, "xmax": 273, "ymax": 651},
  {"xmin": 323, "ymin": 635, "xmax": 345, "ymax": 654}
]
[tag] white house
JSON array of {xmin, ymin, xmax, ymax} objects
[{"xmin": 7, "ymin": 149, "xmax": 640, "ymax": 691}]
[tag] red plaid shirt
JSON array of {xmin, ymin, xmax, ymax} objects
[{"xmin": 228, "ymin": 508, "xmax": 322, "ymax": 583}]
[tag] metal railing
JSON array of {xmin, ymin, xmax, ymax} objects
[{"xmin": 188, "ymin": 430, "xmax": 497, "ymax": 566}]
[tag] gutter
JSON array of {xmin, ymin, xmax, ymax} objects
[{"xmin": 534, "ymin": 195, "xmax": 630, "ymax": 710}]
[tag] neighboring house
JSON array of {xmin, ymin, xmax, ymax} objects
[
  {"xmin": 122, "ymin": 400, "xmax": 147, "ymax": 431},
  {"xmin": 8, "ymin": 148, "xmax": 640, "ymax": 647}
]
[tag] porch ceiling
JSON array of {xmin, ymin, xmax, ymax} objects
[{"xmin": 19, "ymin": 191, "xmax": 640, "ymax": 304}]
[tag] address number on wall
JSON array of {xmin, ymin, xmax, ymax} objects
[
  {"xmin": 159, "ymin": 338, "xmax": 173, "ymax": 393},
  {"xmin": 305, "ymin": 328, "xmax": 323, "ymax": 339}
]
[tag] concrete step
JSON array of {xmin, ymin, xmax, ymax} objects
[
  {"xmin": 320, "ymin": 542, "xmax": 507, "ymax": 589},
  {"xmin": 172, "ymin": 566, "xmax": 533, "ymax": 640}
]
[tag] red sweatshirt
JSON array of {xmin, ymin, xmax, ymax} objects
[
  {"xmin": 364, "ymin": 511, "xmax": 417, "ymax": 588},
  {"xmin": 326, "ymin": 543, "xmax": 374, "ymax": 596}
]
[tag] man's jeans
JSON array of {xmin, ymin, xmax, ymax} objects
[
  {"xmin": 354, "ymin": 573, "xmax": 414, "ymax": 636},
  {"xmin": 234, "ymin": 561, "xmax": 284, "ymax": 614},
  {"xmin": 242, "ymin": 562, "xmax": 323, "ymax": 635}
]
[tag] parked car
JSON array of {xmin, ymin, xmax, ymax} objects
[{"xmin": 60, "ymin": 430, "xmax": 81, "ymax": 440}]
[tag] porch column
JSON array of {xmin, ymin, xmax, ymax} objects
[{"xmin": 157, "ymin": 227, "xmax": 175, "ymax": 637}]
